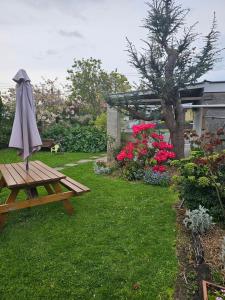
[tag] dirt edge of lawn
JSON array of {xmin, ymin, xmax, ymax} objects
[{"xmin": 174, "ymin": 203, "xmax": 225, "ymax": 300}]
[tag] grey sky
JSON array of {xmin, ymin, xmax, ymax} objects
[{"xmin": 1, "ymin": 0, "xmax": 225, "ymax": 89}]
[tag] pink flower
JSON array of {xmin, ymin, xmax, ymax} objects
[
  {"xmin": 152, "ymin": 165, "xmax": 167, "ymax": 172},
  {"xmin": 117, "ymin": 150, "xmax": 126, "ymax": 161},
  {"xmin": 132, "ymin": 123, "xmax": 156, "ymax": 135},
  {"xmin": 154, "ymin": 150, "xmax": 176, "ymax": 163},
  {"xmin": 151, "ymin": 132, "xmax": 164, "ymax": 140},
  {"xmin": 153, "ymin": 142, "xmax": 174, "ymax": 150}
]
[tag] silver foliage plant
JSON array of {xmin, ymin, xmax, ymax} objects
[
  {"xmin": 93, "ymin": 161, "xmax": 111, "ymax": 175},
  {"xmin": 183, "ymin": 205, "xmax": 213, "ymax": 234}
]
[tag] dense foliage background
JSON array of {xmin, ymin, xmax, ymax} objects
[{"xmin": 43, "ymin": 123, "xmax": 107, "ymax": 152}]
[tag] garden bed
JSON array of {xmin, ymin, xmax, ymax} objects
[{"xmin": 175, "ymin": 203, "xmax": 225, "ymax": 300}]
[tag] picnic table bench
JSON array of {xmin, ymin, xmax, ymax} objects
[
  {"xmin": 41, "ymin": 139, "xmax": 55, "ymax": 150},
  {"xmin": 0, "ymin": 161, "xmax": 90, "ymax": 229}
]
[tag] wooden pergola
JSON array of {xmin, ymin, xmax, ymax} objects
[{"xmin": 106, "ymin": 81, "xmax": 225, "ymax": 161}]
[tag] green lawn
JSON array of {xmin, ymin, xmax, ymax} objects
[
  {"xmin": 0, "ymin": 150, "xmax": 177, "ymax": 299},
  {"xmin": 0, "ymin": 149, "xmax": 102, "ymax": 167}
]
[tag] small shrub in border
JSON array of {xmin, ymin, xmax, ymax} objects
[
  {"xmin": 143, "ymin": 169, "xmax": 170, "ymax": 186},
  {"xmin": 183, "ymin": 205, "xmax": 213, "ymax": 235},
  {"xmin": 121, "ymin": 161, "xmax": 145, "ymax": 181},
  {"xmin": 93, "ymin": 161, "xmax": 111, "ymax": 175}
]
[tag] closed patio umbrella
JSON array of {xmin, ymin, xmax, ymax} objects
[{"xmin": 9, "ymin": 69, "xmax": 42, "ymax": 170}]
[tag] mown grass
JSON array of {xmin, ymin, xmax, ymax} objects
[
  {"xmin": 0, "ymin": 150, "xmax": 177, "ymax": 299},
  {"xmin": 0, "ymin": 149, "xmax": 102, "ymax": 167}
]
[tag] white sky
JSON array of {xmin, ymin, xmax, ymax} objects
[{"xmin": 0, "ymin": 0, "xmax": 225, "ymax": 90}]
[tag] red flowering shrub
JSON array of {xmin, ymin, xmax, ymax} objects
[{"xmin": 116, "ymin": 123, "xmax": 175, "ymax": 176}]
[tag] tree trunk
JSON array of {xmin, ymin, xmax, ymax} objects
[
  {"xmin": 162, "ymin": 100, "xmax": 185, "ymax": 159},
  {"xmin": 170, "ymin": 124, "xmax": 185, "ymax": 159}
]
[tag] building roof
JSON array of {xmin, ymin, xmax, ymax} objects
[
  {"xmin": 108, "ymin": 80, "xmax": 225, "ymax": 106},
  {"xmin": 188, "ymin": 80, "xmax": 225, "ymax": 93}
]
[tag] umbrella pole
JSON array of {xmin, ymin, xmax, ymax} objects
[
  {"xmin": 26, "ymin": 157, "xmax": 29, "ymax": 171},
  {"xmin": 25, "ymin": 157, "xmax": 38, "ymax": 198}
]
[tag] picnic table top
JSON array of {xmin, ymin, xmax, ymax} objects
[{"xmin": 0, "ymin": 160, "xmax": 66, "ymax": 188}]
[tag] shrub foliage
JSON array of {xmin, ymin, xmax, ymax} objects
[{"xmin": 43, "ymin": 123, "xmax": 107, "ymax": 152}]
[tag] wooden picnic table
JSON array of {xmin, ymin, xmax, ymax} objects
[{"xmin": 0, "ymin": 160, "xmax": 90, "ymax": 229}]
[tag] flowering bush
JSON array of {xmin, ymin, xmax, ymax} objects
[
  {"xmin": 116, "ymin": 123, "xmax": 175, "ymax": 180},
  {"xmin": 143, "ymin": 169, "xmax": 170, "ymax": 186}
]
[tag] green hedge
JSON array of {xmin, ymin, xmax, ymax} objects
[
  {"xmin": 0, "ymin": 120, "xmax": 13, "ymax": 149},
  {"xmin": 42, "ymin": 123, "xmax": 107, "ymax": 152}
]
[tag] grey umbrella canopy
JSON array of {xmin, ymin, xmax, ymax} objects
[{"xmin": 9, "ymin": 69, "xmax": 42, "ymax": 168}]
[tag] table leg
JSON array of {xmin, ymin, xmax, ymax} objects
[
  {"xmin": 51, "ymin": 182, "xmax": 74, "ymax": 215},
  {"xmin": 0, "ymin": 188, "xmax": 19, "ymax": 230},
  {"xmin": 0, "ymin": 176, "xmax": 6, "ymax": 191},
  {"xmin": 6, "ymin": 189, "xmax": 19, "ymax": 203},
  {"xmin": 25, "ymin": 187, "xmax": 38, "ymax": 199},
  {"xmin": 44, "ymin": 184, "xmax": 54, "ymax": 195}
]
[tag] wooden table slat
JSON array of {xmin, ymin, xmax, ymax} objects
[
  {"xmin": 35, "ymin": 161, "xmax": 65, "ymax": 178},
  {"xmin": 17, "ymin": 162, "xmax": 43, "ymax": 181},
  {"xmin": 0, "ymin": 161, "xmax": 66, "ymax": 188},
  {"xmin": 0, "ymin": 165, "xmax": 17, "ymax": 187},
  {"xmin": 23, "ymin": 163, "xmax": 50, "ymax": 181},
  {"xmin": 30, "ymin": 161, "xmax": 60, "ymax": 180},
  {"xmin": 60, "ymin": 178, "xmax": 83, "ymax": 193},
  {"xmin": 11, "ymin": 163, "xmax": 35, "ymax": 184},
  {"xmin": 63, "ymin": 177, "xmax": 90, "ymax": 192},
  {"xmin": 5, "ymin": 164, "xmax": 26, "ymax": 185}
]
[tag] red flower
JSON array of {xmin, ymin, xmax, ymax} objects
[
  {"xmin": 117, "ymin": 150, "xmax": 126, "ymax": 161},
  {"xmin": 154, "ymin": 150, "xmax": 176, "ymax": 162},
  {"xmin": 152, "ymin": 141, "xmax": 174, "ymax": 150},
  {"xmin": 152, "ymin": 165, "xmax": 167, "ymax": 172},
  {"xmin": 132, "ymin": 123, "xmax": 156, "ymax": 135},
  {"xmin": 151, "ymin": 132, "xmax": 164, "ymax": 140}
]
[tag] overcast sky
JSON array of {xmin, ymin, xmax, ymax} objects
[{"xmin": 1, "ymin": 0, "xmax": 225, "ymax": 90}]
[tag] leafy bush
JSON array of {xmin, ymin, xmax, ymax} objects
[
  {"xmin": 122, "ymin": 161, "xmax": 145, "ymax": 181},
  {"xmin": 172, "ymin": 153, "xmax": 225, "ymax": 222},
  {"xmin": 93, "ymin": 161, "xmax": 111, "ymax": 175},
  {"xmin": 144, "ymin": 169, "xmax": 170, "ymax": 186},
  {"xmin": 0, "ymin": 119, "xmax": 13, "ymax": 149},
  {"xmin": 183, "ymin": 205, "xmax": 213, "ymax": 234},
  {"xmin": 43, "ymin": 123, "xmax": 107, "ymax": 152},
  {"xmin": 94, "ymin": 113, "xmax": 107, "ymax": 130}
]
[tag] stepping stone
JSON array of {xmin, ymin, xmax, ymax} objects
[
  {"xmin": 64, "ymin": 163, "xmax": 78, "ymax": 167},
  {"xmin": 77, "ymin": 159, "xmax": 93, "ymax": 164},
  {"xmin": 96, "ymin": 156, "xmax": 107, "ymax": 162},
  {"xmin": 54, "ymin": 167, "xmax": 64, "ymax": 171},
  {"xmin": 90, "ymin": 156, "xmax": 99, "ymax": 159}
]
